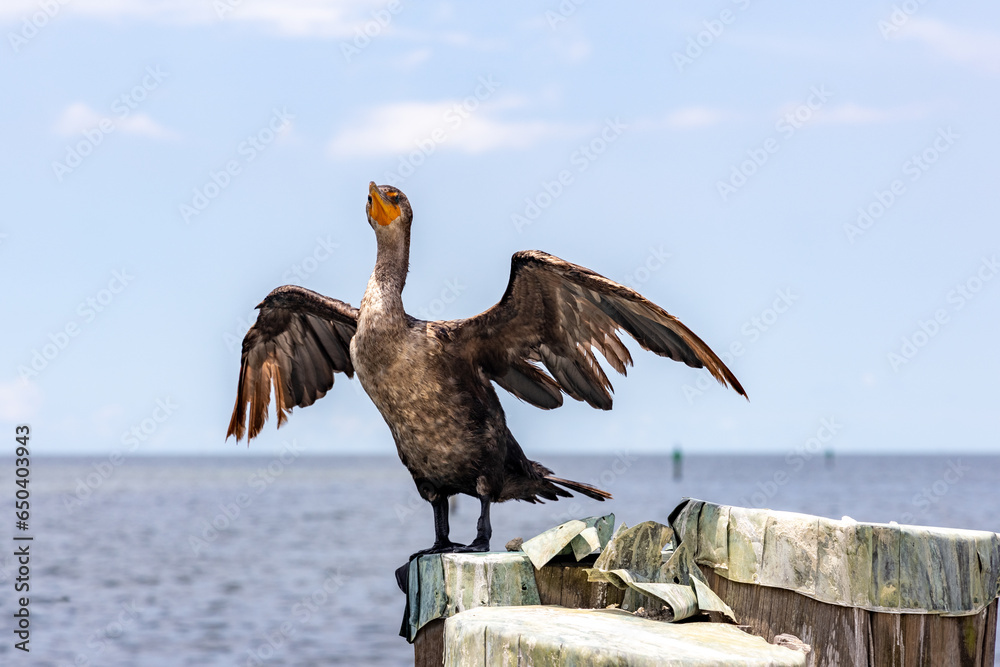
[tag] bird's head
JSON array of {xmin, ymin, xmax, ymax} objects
[{"xmin": 366, "ymin": 182, "xmax": 412, "ymax": 233}]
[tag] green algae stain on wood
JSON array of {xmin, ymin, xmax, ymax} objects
[
  {"xmin": 405, "ymin": 552, "xmax": 541, "ymax": 642},
  {"xmin": 520, "ymin": 514, "xmax": 615, "ymax": 570},
  {"xmin": 675, "ymin": 498, "xmax": 1000, "ymax": 616},
  {"xmin": 443, "ymin": 606, "xmax": 807, "ymax": 667}
]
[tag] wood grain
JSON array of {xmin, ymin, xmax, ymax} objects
[
  {"xmin": 702, "ymin": 565, "xmax": 998, "ymax": 666},
  {"xmin": 414, "ymin": 618, "xmax": 444, "ymax": 667},
  {"xmin": 535, "ymin": 561, "xmax": 625, "ymax": 609}
]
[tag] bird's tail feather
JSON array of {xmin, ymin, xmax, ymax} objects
[{"xmin": 544, "ymin": 476, "xmax": 612, "ymax": 501}]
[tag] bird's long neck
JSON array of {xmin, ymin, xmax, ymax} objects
[{"xmin": 361, "ymin": 227, "xmax": 410, "ymax": 320}]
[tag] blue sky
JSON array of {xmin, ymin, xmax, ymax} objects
[{"xmin": 1, "ymin": 1, "xmax": 998, "ymax": 457}]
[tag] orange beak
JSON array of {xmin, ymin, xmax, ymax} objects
[{"xmin": 368, "ymin": 182, "xmax": 400, "ymax": 226}]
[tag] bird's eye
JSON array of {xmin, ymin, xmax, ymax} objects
[{"xmin": 367, "ymin": 195, "xmax": 372, "ymax": 206}]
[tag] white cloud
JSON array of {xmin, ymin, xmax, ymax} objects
[
  {"xmin": 0, "ymin": 381, "xmax": 41, "ymax": 422},
  {"xmin": 395, "ymin": 48, "xmax": 432, "ymax": 69},
  {"xmin": 0, "ymin": 0, "xmax": 392, "ymax": 38},
  {"xmin": 216, "ymin": 0, "xmax": 389, "ymax": 38},
  {"xmin": 897, "ymin": 19, "xmax": 1000, "ymax": 74},
  {"xmin": 638, "ymin": 102, "xmax": 926, "ymax": 132},
  {"xmin": 663, "ymin": 107, "xmax": 735, "ymax": 129},
  {"xmin": 53, "ymin": 102, "xmax": 178, "ymax": 139},
  {"xmin": 629, "ymin": 107, "xmax": 736, "ymax": 132},
  {"xmin": 119, "ymin": 112, "xmax": 178, "ymax": 138},
  {"xmin": 52, "ymin": 102, "xmax": 102, "ymax": 136},
  {"xmin": 328, "ymin": 98, "xmax": 585, "ymax": 157},
  {"xmin": 635, "ymin": 102, "xmax": 928, "ymax": 133}
]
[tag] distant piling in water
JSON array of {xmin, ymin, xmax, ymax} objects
[
  {"xmin": 824, "ymin": 448, "xmax": 835, "ymax": 468},
  {"xmin": 672, "ymin": 445, "xmax": 683, "ymax": 481}
]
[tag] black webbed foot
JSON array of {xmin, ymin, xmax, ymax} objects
[
  {"xmin": 395, "ymin": 541, "xmax": 469, "ymax": 594},
  {"xmin": 396, "ymin": 493, "xmax": 494, "ymax": 594},
  {"xmin": 409, "ymin": 540, "xmax": 466, "ymax": 559},
  {"xmin": 452, "ymin": 538, "xmax": 490, "ymax": 553}
]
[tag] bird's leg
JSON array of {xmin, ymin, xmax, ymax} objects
[
  {"xmin": 430, "ymin": 494, "xmax": 461, "ymax": 550},
  {"xmin": 397, "ymin": 495, "xmax": 493, "ymax": 593},
  {"xmin": 398, "ymin": 495, "xmax": 468, "ymax": 592},
  {"xmin": 410, "ymin": 495, "xmax": 464, "ymax": 557},
  {"xmin": 456, "ymin": 495, "xmax": 491, "ymax": 552}
]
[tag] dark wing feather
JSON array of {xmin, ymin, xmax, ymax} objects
[
  {"xmin": 227, "ymin": 285, "xmax": 359, "ymax": 442},
  {"xmin": 447, "ymin": 250, "xmax": 745, "ymax": 410}
]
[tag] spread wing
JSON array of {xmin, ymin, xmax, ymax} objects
[
  {"xmin": 227, "ymin": 285, "xmax": 359, "ymax": 442},
  {"xmin": 446, "ymin": 250, "xmax": 746, "ymax": 410}
]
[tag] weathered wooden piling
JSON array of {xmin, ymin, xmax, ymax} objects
[
  {"xmin": 702, "ymin": 568, "xmax": 997, "ymax": 665},
  {"xmin": 672, "ymin": 499, "xmax": 1000, "ymax": 666},
  {"xmin": 405, "ymin": 500, "xmax": 1000, "ymax": 666},
  {"xmin": 413, "ymin": 560, "xmax": 628, "ymax": 667}
]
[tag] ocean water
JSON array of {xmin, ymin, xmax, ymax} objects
[{"xmin": 3, "ymin": 453, "xmax": 998, "ymax": 666}]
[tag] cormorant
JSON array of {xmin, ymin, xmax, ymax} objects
[{"xmin": 227, "ymin": 183, "xmax": 746, "ymax": 555}]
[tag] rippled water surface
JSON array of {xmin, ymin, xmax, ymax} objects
[{"xmin": 3, "ymin": 454, "xmax": 998, "ymax": 666}]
